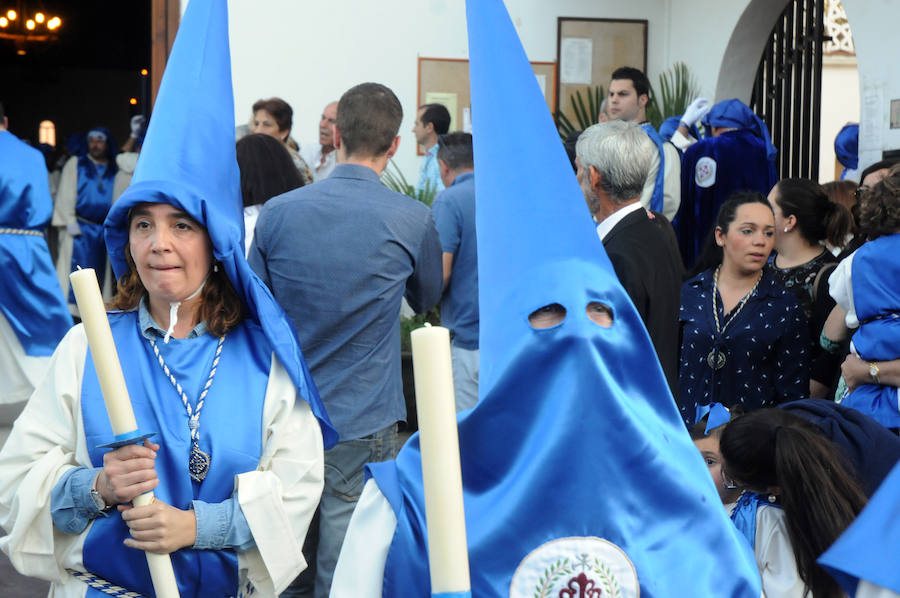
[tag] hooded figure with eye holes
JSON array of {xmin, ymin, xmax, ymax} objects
[{"xmin": 328, "ymin": 1, "xmax": 763, "ymax": 597}]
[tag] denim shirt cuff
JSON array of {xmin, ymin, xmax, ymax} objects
[
  {"xmin": 191, "ymin": 496, "xmax": 255, "ymax": 551},
  {"xmin": 50, "ymin": 467, "xmax": 105, "ymax": 534}
]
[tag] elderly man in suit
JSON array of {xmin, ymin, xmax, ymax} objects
[{"xmin": 575, "ymin": 119, "xmax": 684, "ymax": 397}]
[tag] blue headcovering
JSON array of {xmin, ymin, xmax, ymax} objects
[
  {"xmin": 374, "ymin": 0, "xmax": 761, "ymax": 595},
  {"xmin": 704, "ymin": 98, "xmax": 777, "ymax": 161},
  {"xmin": 834, "ymin": 123, "xmax": 859, "ymax": 171},
  {"xmin": 65, "ymin": 132, "xmax": 87, "ymax": 158},
  {"xmin": 658, "ymin": 115, "xmax": 700, "ymax": 143},
  {"xmin": 104, "ymin": 0, "xmax": 336, "ymax": 448},
  {"xmin": 79, "ymin": 126, "xmax": 118, "ymax": 179}
]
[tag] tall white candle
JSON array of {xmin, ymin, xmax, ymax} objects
[
  {"xmin": 69, "ymin": 268, "xmax": 137, "ymax": 434},
  {"xmin": 410, "ymin": 324, "xmax": 471, "ymax": 594},
  {"xmin": 69, "ymin": 267, "xmax": 181, "ymax": 598}
]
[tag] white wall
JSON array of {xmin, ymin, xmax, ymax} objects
[
  {"xmin": 819, "ymin": 56, "xmax": 860, "ymax": 183},
  {"xmin": 216, "ymin": 0, "xmax": 668, "ymax": 181}
]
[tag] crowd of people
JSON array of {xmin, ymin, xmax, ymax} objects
[{"xmin": 1, "ymin": 0, "xmax": 898, "ymax": 596}]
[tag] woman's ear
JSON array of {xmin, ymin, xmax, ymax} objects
[{"xmin": 714, "ymin": 226, "xmax": 726, "ymax": 247}]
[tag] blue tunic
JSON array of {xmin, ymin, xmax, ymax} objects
[
  {"xmin": 0, "ymin": 130, "xmax": 72, "ymax": 355},
  {"xmin": 841, "ymin": 234, "xmax": 900, "ymax": 428},
  {"xmin": 70, "ymin": 156, "xmax": 115, "ymax": 296},
  {"xmin": 678, "ymin": 269, "xmax": 809, "ymax": 425},
  {"xmin": 79, "ymin": 311, "xmax": 269, "ymax": 597},
  {"xmin": 673, "ymin": 130, "xmax": 777, "ymax": 269}
]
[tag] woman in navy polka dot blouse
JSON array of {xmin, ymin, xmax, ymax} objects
[{"xmin": 678, "ymin": 192, "xmax": 809, "ymax": 425}]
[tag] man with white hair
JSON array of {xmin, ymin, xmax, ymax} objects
[{"xmin": 576, "ymin": 119, "xmax": 683, "ymax": 396}]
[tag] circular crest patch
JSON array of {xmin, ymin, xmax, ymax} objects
[
  {"xmin": 509, "ymin": 536, "xmax": 639, "ymax": 598},
  {"xmin": 694, "ymin": 156, "xmax": 717, "ymax": 188}
]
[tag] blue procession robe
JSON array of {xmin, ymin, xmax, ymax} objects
[
  {"xmin": 0, "ymin": 313, "xmax": 324, "ymax": 597},
  {"xmin": 841, "ymin": 234, "xmax": 900, "ymax": 428},
  {"xmin": 53, "ymin": 156, "xmax": 116, "ymax": 309},
  {"xmin": 0, "ymin": 129, "xmax": 73, "ymax": 402},
  {"xmin": 673, "ymin": 129, "xmax": 777, "ymax": 269}
]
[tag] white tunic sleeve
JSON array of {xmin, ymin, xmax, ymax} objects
[
  {"xmin": 52, "ymin": 157, "xmax": 79, "ymax": 227},
  {"xmin": 828, "ymin": 251, "xmax": 858, "ymax": 328},
  {"xmin": 754, "ymin": 504, "xmax": 806, "ymax": 598},
  {"xmin": 0, "ymin": 325, "xmax": 93, "ymax": 596},
  {"xmin": 329, "ymin": 478, "xmax": 398, "ymax": 598},
  {"xmin": 235, "ymin": 355, "xmax": 325, "ymax": 597}
]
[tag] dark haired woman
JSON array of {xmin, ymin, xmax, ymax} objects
[
  {"xmin": 720, "ymin": 408, "xmax": 867, "ymax": 598},
  {"xmin": 767, "ymin": 178, "xmax": 853, "ymax": 397},
  {"xmin": 827, "ymin": 164, "xmax": 900, "ymax": 428},
  {"xmin": 678, "ymin": 191, "xmax": 809, "ymax": 425},
  {"xmin": 0, "ymin": 0, "xmax": 334, "ymax": 593},
  {"xmin": 236, "ymin": 133, "xmax": 306, "ymax": 255},
  {"xmin": 251, "ymin": 97, "xmax": 314, "ymax": 184}
]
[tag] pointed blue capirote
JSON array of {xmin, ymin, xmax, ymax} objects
[
  {"xmin": 104, "ymin": 0, "xmax": 336, "ymax": 448},
  {"xmin": 372, "ymin": 0, "xmax": 762, "ymax": 596}
]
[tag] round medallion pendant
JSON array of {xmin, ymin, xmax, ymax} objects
[
  {"xmin": 189, "ymin": 445, "xmax": 210, "ymax": 482},
  {"xmin": 707, "ymin": 349, "xmax": 726, "ymax": 370}
]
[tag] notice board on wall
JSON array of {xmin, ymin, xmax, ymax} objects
[
  {"xmin": 417, "ymin": 57, "xmax": 557, "ymax": 154},
  {"xmin": 555, "ymin": 18, "xmax": 647, "ymax": 126}
]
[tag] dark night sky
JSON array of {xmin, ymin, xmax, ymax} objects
[{"xmin": 0, "ymin": 0, "xmax": 150, "ymax": 69}]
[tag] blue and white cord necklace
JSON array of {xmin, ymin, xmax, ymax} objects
[{"xmin": 149, "ymin": 334, "xmax": 225, "ymax": 483}]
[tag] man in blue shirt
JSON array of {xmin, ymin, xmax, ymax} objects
[
  {"xmin": 249, "ymin": 82, "xmax": 442, "ymax": 598},
  {"xmin": 432, "ymin": 132, "xmax": 479, "ymax": 411},
  {"xmin": 412, "ymin": 103, "xmax": 450, "ymax": 197}
]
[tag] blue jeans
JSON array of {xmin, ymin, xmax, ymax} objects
[
  {"xmin": 280, "ymin": 423, "xmax": 400, "ymax": 598},
  {"xmin": 452, "ymin": 345, "xmax": 479, "ymax": 412}
]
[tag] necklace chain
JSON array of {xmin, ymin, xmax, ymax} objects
[
  {"xmin": 149, "ymin": 334, "xmax": 225, "ymax": 482},
  {"xmin": 712, "ymin": 266, "xmax": 762, "ymax": 336}
]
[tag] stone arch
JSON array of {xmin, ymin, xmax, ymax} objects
[{"xmin": 714, "ymin": 0, "xmax": 790, "ymax": 102}]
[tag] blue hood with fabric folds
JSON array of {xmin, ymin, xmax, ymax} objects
[
  {"xmin": 704, "ymin": 98, "xmax": 777, "ymax": 161},
  {"xmin": 371, "ymin": 1, "xmax": 762, "ymax": 596},
  {"xmin": 103, "ymin": 0, "xmax": 335, "ymax": 448}
]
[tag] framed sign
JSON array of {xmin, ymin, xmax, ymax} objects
[
  {"xmin": 417, "ymin": 57, "xmax": 557, "ymax": 155},
  {"xmin": 555, "ymin": 18, "xmax": 647, "ymax": 125}
]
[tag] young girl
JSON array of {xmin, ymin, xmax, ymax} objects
[
  {"xmin": 720, "ymin": 408, "xmax": 867, "ymax": 598},
  {"xmin": 691, "ymin": 404, "xmax": 805, "ymax": 597}
]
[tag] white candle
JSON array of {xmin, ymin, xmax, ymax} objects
[
  {"xmin": 410, "ymin": 324, "xmax": 471, "ymax": 594},
  {"xmin": 69, "ymin": 268, "xmax": 137, "ymax": 434},
  {"xmin": 69, "ymin": 268, "xmax": 181, "ymax": 598}
]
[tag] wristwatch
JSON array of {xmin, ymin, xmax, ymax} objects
[
  {"xmin": 868, "ymin": 361, "xmax": 880, "ymax": 384},
  {"xmin": 90, "ymin": 487, "xmax": 113, "ymax": 513}
]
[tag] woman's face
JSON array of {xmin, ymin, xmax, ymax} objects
[
  {"xmin": 694, "ymin": 435, "xmax": 741, "ymax": 504},
  {"xmin": 715, "ymin": 203, "xmax": 775, "ymax": 274},
  {"xmin": 129, "ymin": 203, "xmax": 212, "ymax": 305},
  {"xmin": 252, "ymin": 109, "xmax": 286, "ymax": 142}
]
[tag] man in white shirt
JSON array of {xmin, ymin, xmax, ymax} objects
[
  {"xmin": 301, "ymin": 101, "xmax": 338, "ymax": 182},
  {"xmin": 607, "ymin": 66, "xmax": 681, "ymax": 221}
]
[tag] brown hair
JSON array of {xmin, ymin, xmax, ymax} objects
[
  {"xmin": 252, "ymin": 97, "xmax": 293, "ymax": 133},
  {"xmin": 720, "ymin": 409, "xmax": 867, "ymax": 598},
  {"xmin": 110, "ymin": 244, "xmax": 243, "ymax": 338},
  {"xmin": 858, "ymin": 163, "xmax": 900, "ymax": 239},
  {"xmin": 773, "ymin": 178, "xmax": 853, "ymax": 248},
  {"xmin": 337, "ymin": 83, "xmax": 402, "ymax": 158}
]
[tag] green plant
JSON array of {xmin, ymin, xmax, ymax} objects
[
  {"xmin": 381, "ymin": 159, "xmax": 439, "ymax": 207},
  {"xmin": 646, "ymin": 62, "xmax": 702, "ymax": 129},
  {"xmin": 400, "ymin": 307, "xmax": 442, "ymax": 353},
  {"xmin": 555, "ymin": 85, "xmax": 605, "ymax": 140}
]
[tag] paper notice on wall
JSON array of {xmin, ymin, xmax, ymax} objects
[
  {"xmin": 425, "ymin": 92, "xmax": 458, "ymax": 131},
  {"xmin": 535, "ymin": 74, "xmax": 547, "ymax": 97},
  {"xmin": 860, "ymin": 83, "xmax": 883, "ymax": 151},
  {"xmin": 462, "ymin": 107, "xmax": 472, "ymax": 133},
  {"xmin": 560, "ymin": 38, "xmax": 592, "ymax": 85}
]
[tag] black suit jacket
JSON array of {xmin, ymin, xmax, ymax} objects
[{"xmin": 602, "ymin": 207, "xmax": 684, "ymax": 398}]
